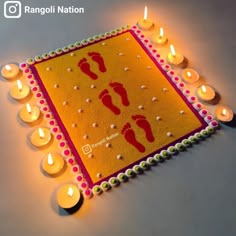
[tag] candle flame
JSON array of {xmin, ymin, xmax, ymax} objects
[
  {"xmin": 160, "ymin": 27, "xmax": 164, "ymax": 38},
  {"xmin": 26, "ymin": 103, "xmax": 32, "ymax": 114},
  {"xmin": 187, "ymin": 71, "xmax": 192, "ymax": 77},
  {"xmin": 170, "ymin": 44, "xmax": 176, "ymax": 57},
  {"xmin": 47, "ymin": 153, "xmax": 54, "ymax": 165},
  {"xmin": 222, "ymin": 109, "xmax": 227, "ymax": 116},
  {"xmin": 17, "ymin": 80, "xmax": 23, "ymax": 91},
  {"xmin": 67, "ymin": 187, "xmax": 74, "ymax": 197},
  {"xmin": 38, "ymin": 128, "xmax": 45, "ymax": 139},
  {"xmin": 201, "ymin": 85, "xmax": 207, "ymax": 93},
  {"xmin": 144, "ymin": 6, "xmax": 148, "ymax": 20},
  {"xmin": 5, "ymin": 65, "xmax": 12, "ymax": 72}
]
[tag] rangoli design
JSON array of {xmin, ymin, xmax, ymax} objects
[{"xmin": 19, "ymin": 25, "xmax": 218, "ymax": 198}]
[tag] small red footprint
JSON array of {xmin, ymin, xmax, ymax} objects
[
  {"xmin": 121, "ymin": 123, "xmax": 145, "ymax": 153},
  {"xmin": 88, "ymin": 52, "xmax": 107, "ymax": 73},
  {"xmin": 78, "ymin": 58, "xmax": 98, "ymax": 80},
  {"xmin": 99, "ymin": 89, "xmax": 120, "ymax": 115},
  {"xmin": 110, "ymin": 82, "xmax": 130, "ymax": 106},
  {"xmin": 132, "ymin": 115, "xmax": 155, "ymax": 142}
]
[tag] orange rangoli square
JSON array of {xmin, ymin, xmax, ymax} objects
[{"xmin": 28, "ymin": 26, "xmax": 209, "ymax": 189}]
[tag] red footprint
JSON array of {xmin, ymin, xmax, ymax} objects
[
  {"xmin": 132, "ymin": 115, "xmax": 155, "ymax": 142},
  {"xmin": 99, "ymin": 89, "xmax": 120, "ymax": 115},
  {"xmin": 88, "ymin": 52, "xmax": 107, "ymax": 73},
  {"xmin": 121, "ymin": 123, "xmax": 145, "ymax": 153},
  {"xmin": 109, "ymin": 82, "xmax": 130, "ymax": 106},
  {"xmin": 78, "ymin": 58, "xmax": 98, "ymax": 80}
]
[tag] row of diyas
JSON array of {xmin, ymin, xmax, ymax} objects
[
  {"xmin": 0, "ymin": 64, "xmax": 82, "ymax": 211},
  {"xmin": 136, "ymin": 6, "xmax": 234, "ymax": 123},
  {"xmin": 138, "ymin": 6, "xmax": 204, "ymax": 84}
]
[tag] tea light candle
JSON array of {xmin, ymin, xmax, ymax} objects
[
  {"xmin": 167, "ymin": 44, "xmax": 184, "ymax": 65},
  {"xmin": 42, "ymin": 153, "xmax": 65, "ymax": 176},
  {"xmin": 10, "ymin": 80, "xmax": 30, "ymax": 100},
  {"xmin": 151, "ymin": 27, "xmax": 167, "ymax": 45},
  {"xmin": 215, "ymin": 105, "xmax": 234, "ymax": 123},
  {"xmin": 182, "ymin": 69, "xmax": 199, "ymax": 83},
  {"xmin": 57, "ymin": 184, "xmax": 81, "ymax": 210},
  {"xmin": 20, "ymin": 103, "xmax": 40, "ymax": 124},
  {"xmin": 1, "ymin": 64, "xmax": 20, "ymax": 80},
  {"xmin": 30, "ymin": 127, "xmax": 52, "ymax": 147},
  {"xmin": 137, "ymin": 6, "xmax": 153, "ymax": 30},
  {"xmin": 197, "ymin": 85, "xmax": 216, "ymax": 102}
]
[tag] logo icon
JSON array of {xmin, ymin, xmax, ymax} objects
[
  {"xmin": 81, "ymin": 144, "xmax": 92, "ymax": 155},
  {"xmin": 4, "ymin": 1, "xmax": 22, "ymax": 18}
]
